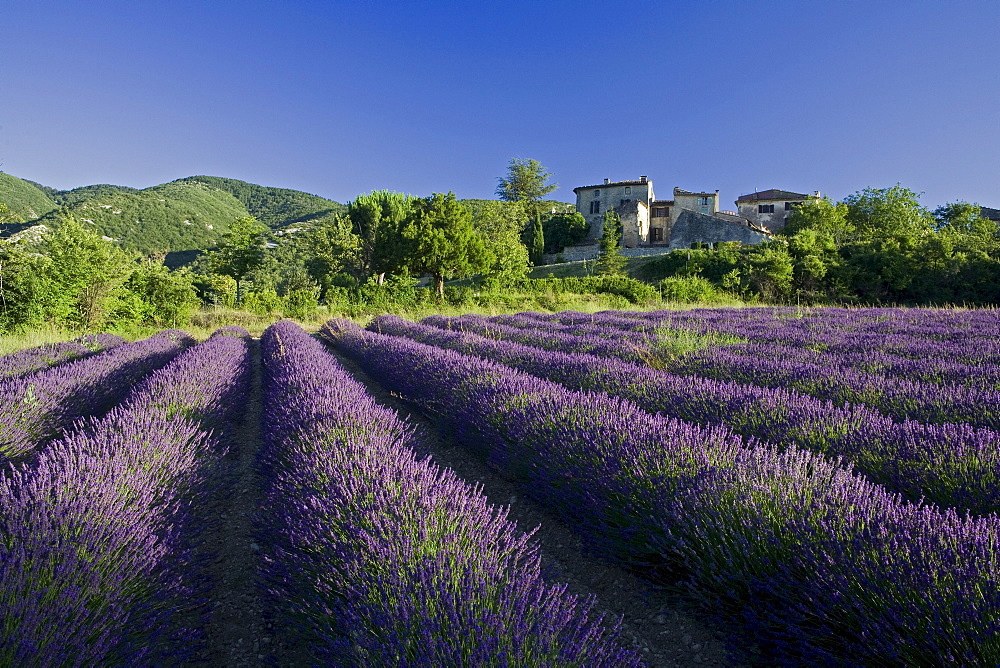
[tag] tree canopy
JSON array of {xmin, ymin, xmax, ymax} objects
[
  {"xmin": 404, "ymin": 192, "xmax": 489, "ymax": 300},
  {"xmin": 496, "ymin": 158, "xmax": 557, "ymax": 204}
]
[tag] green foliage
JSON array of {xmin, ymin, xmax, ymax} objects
[
  {"xmin": 208, "ymin": 216, "xmax": 269, "ymax": 303},
  {"xmin": 348, "ymin": 190, "xmax": 414, "ymax": 280},
  {"xmin": 49, "ymin": 184, "xmax": 140, "ymax": 207},
  {"xmin": 468, "ymin": 200, "xmax": 529, "ymax": 286},
  {"xmin": 521, "ymin": 276, "xmax": 659, "ymax": 305},
  {"xmin": 404, "ymin": 192, "xmax": 489, "ymax": 300},
  {"xmin": 596, "ymin": 209, "xmax": 627, "ymax": 276},
  {"xmin": 31, "ymin": 180, "xmax": 248, "ymax": 255},
  {"xmin": 496, "ymin": 158, "xmax": 557, "ymax": 204},
  {"xmin": 543, "ymin": 211, "xmax": 589, "ymax": 253},
  {"xmin": 176, "ymin": 175, "xmax": 345, "ymax": 228},
  {"xmin": 658, "ymin": 275, "xmax": 735, "ymax": 304},
  {"xmin": 120, "ymin": 263, "xmax": 200, "ymax": 327},
  {"xmin": 527, "ymin": 211, "xmax": 545, "ymax": 266},
  {"xmin": 0, "ymin": 172, "xmax": 57, "ymax": 221}
]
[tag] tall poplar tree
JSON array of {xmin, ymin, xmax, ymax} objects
[{"xmin": 596, "ymin": 209, "xmax": 627, "ymax": 276}]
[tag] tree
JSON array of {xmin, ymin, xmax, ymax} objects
[
  {"xmin": 496, "ymin": 158, "xmax": 557, "ymax": 205},
  {"xmin": 347, "ymin": 190, "xmax": 413, "ymax": 283},
  {"xmin": 404, "ymin": 192, "xmax": 489, "ymax": 301},
  {"xmin": 293, "ymin": 213, "xmax": 362, "ymax": 298},
  {"xmin": 470, "ymin": 200, "xmax": 529, "ymax": 286},
  {"xmin": 527, "ymin": 210, "xmax": 545, "ymax": 266},
  {"xmin": 209, "ymin": 216, "xmax": 268, "ymax": 304},
  {"xmin": 40, "ymin": 216, "xmax": 137, "ymax": 329},
  {"xmin": 596, "ymin": 209, "xmax": 627, "ymax": 276},
  {"xmin": 781, "ymin": 198, "xmax": 852, "ymax": 245},
  {"xmin": 543, "ymin": 211, "xmax": 589, "ymax": 254}
]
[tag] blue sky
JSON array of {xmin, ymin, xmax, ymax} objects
[{"xmin": 2, "ymin": 1, "xmax": 997, "ymax": 210}]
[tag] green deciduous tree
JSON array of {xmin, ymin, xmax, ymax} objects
[
  {"xmin": 471, "ymin": 200, "xmax": 529, "ymax": 286},
  {"xmin": 404, "ymin": 192, "xmax": 489, "ymax": 301},
  {"xmin": 543, "ymin": 211, "xmax": 588, "ymax": 254},
  {"xmin": 596, "ymin": 209, "xmax": 627, "ymax": 276},
  {"xmin": 209, "ymin": 216, "xmax": 268, "ymax": 304}
]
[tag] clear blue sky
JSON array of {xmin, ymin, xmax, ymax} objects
[{"xmin": 2, "ymin": 1, "xmax": 997, "ymax": 210}]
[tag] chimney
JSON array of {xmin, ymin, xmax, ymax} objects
[
  {"xmin": 813, "ymin": 191, "xmax": 821, "ymax": 198},
  {"xmin": 604, "ymin": 178, "xmax": 611, "ymax": 185},
  {"xmin": 639, "ymin": 175, "xmax": 647, "ymax": 183}
]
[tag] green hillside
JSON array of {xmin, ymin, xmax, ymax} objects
[
  {"xmin": 0, "ymin": 172, "xmax": 58, "ymax": 220},
  {"xmin": 32, "ymin": 180, "xmax": 249, "ymax": 255},
  {"xmin": 176, "ymin": 175, "xmax": 345, "ymax": 229},
  {"xmin": 52, "ymin": 183, "xmax": 141, "ymax": 206}
]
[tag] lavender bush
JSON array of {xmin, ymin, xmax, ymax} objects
[
  {"xmin": 321, "ymin": 318, "xmax": 1000, "ymax": 665},
  {"xmin": 258, "ymin": 320, "xmax": 640, "ymax": 665},
  {"xmin": 0, "ymin": 329, "xmax": 194, "ymax": 463},
  {"xmin": 0, "ymin": 333, "xmax": 126, "ymax": 380},
  {"xmin": 0, "ymin": 327, "xmax": 250, "ymax": 664}
]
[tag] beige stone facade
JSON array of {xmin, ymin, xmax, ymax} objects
[{"xmin": 735, "ymin": 189, "xmax": 822, "ymax": 232}]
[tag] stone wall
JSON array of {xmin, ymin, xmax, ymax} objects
[{"xmin": 667, "ymin": 209, "xmax": 770, "ymax": 249}]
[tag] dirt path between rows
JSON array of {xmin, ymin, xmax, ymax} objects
[
  {"xmin": 193, "ymin": 339, "xmax": 270, "ymax": 666},
  {"xmin": 325, "ymin": 343, "xmax": 741, "ymax": 667}
]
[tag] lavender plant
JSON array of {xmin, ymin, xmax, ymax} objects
[
  {"xmin": 0, "ymin": 333, "xmax": 126, "ymax": 380},
  {"xmin": 0, "ymin": 329, "xmax": 194, "ymax": 463},
  {"xmin": 258, "ymin": 320, "xmax": 640, "ymax": 665},
  {"xmin": 321, "ymin": 318, "xmax": 1000, "ymax": 665},
  {"xmin": 382, "ymin": 315, "xmax": 1000, "ymax": 516},
  {"xmin": 0, "ymin": 328, "xmax": 251, "ymax": 664}
]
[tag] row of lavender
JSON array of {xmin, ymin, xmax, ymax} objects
[
  {"xmin": 0, "ymin": 328, "xmax": 251, "ymax": 664},
  {"xmin": 433, "ymin": 311, "xmax": 1000, "ymax": 431},
  {"xmin": 538, "ymin": 306, "xmax": 1000, "ymax": 365},
  {"xmin": 256, "ymin": 320, "xmax": 639, "ymax": 665},
  {"xmin": 322, "ymin": 318, "xmax": 1000, "ymax": 665},
  {"xmin": 0, "ymin": 329, "xmax": 195, "ymax": 463},
  {"xmin": 0, "ymin": 333, "xmax": 126, "ymax": 380},
  {"xmin": 493, "ymin": 309, "xmax": 1000, "ymax": 390},
  {"xmin": 380, "ymin": 315, "xmax": 1000, "ymax": 516}
]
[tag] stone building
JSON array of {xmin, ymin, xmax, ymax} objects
[
  {"xmin": 735, "ymin": 189, "xmax": 822, "ymax": 232},
  {"xmin": 573, "ymin": 177, "xmax": 773, "ymax": 250}
]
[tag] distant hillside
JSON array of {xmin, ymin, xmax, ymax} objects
[
  {"xmin": 51, "ymin": 183, "xmax": 141, "ymax": 206},
  {"xmin": 31, "ymin": 180, "xmax": 248, "ymax": 255},
  {"xmin": 175, "ymin": 176, "xmax": 346, "ymax": 229},
  {"xmin": 0, "ymin": 172, "xmax": 58, "ymax": 220}
]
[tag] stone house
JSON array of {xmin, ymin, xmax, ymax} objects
[
  {"xmin": 573, "ymin": 177, "xmax": 772, "ymax": 249},
  {"xmin": 735, "ymin": 189, "xmax": 822, "ymax": 232}
]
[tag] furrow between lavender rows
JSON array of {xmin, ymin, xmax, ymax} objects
[
  {"xmin": 0, "ymin": 329, "xmax": 196, "ymax": 464},
  {"xmin": 257, "ymin": 320, "xmax": 640, "ymax": 665},
  {"xmin": 0, "ymin": 328, "xmax": 251, "ymax": 665},
  {"xmin": 388, "ymin": 315, "xmax": 1000, "ymax": 516},
  {"xmin": 321, "ymin": 318, "xmax": 1000, "ymax": 666}
]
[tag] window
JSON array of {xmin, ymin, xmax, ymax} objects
[
  {"xmin": 758, "ymin": 204, "xmax": 775, "ymax": 214},
  {"xmin": 785, "ymin": 201, "xmax": 802, "ymax": 211},
  {"xmin": 652, "ymin": 207, "xmax": 668, "ymax": 217},
  {"xmin": 698, "ymin": 196, "xmax": 712, "ymax": 206},
  {"xmin": 589, "ymin": 200, "xmax": 601, "ymax": 214},
  {"xmin": 624, "ymin": 187, "xmax": 631, "ymax": 194},
  {"xmin": 651, "ymin": 228, "xmax": 663, "ymax": 242},
  {"xmin": 593, "ymin": 190, "xmax": 600, "ymax": 198}
]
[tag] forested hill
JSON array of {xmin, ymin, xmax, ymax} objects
[
  {"xmin": 29, "ymin": 181, "xmax": 249, "ymax": 255},
  {"xmin": 0, "ymin": 172, "xmax": 349, "ymax": 256},
  {"xmin": 0, "ymin": 172, "xmax": 58, "ymax": 221},
  {"xmin": 174, "ymin": 176, "xmax": 346, "ymax": 229}
]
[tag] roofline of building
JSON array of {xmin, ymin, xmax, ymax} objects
[{"xmin": 573, "ymin": 179, "xmax": 651, "ymax": 192}]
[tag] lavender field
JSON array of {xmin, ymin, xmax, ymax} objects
[{"xmin": 2, "ymin": 307, "xmax": 999, "ymax": 666}]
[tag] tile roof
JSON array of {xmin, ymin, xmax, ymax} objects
[{"xmin": 736, "ymin": 189, "xmax": 811, "ymax": 202}]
